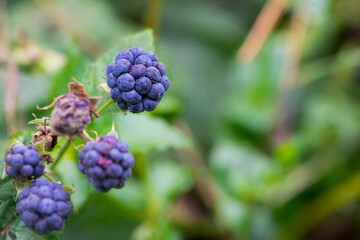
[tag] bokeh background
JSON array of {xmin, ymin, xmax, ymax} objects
[{"xmin": 1, "ymin": 0, "xmax": 360, "ymax": 239}]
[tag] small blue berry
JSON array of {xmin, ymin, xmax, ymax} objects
[
  {"xmin": 107, "ymin": 73, "xmax": 117, "ymax": 88},
  {"xmin": 106, "ymin": 62, "xmax": 115, "ymax": 76},
  {"xmin": 112, "ymin": 59, "xmax": 132, "ymax": 77},
  {"xmin": 128, "ymin": 102, "xmax": 144, "ymax": 113},
  {"xmin": 110, "ymin": 88, "xmax": 123, "ymax": 102},
  {"xmin": 122, "ymin": 90, "xmax": 142, "ymax": 104},
  {"xmin": 146, "ymin": 67, "xmax": 161, "ymax": 82},
  {"xmin": 135, "ymin": 55, "xmax": 152, "ymax": 67},
  {"xmin": 115, "ymin": 50, "xmax": 134, "ymax": 64},
  {"xmin": 135, "ymin": 77, "xmax": 152, "ymax": 95},
  {"xmin": 117, "ymin": 73, "xmax": 135, "ymax": 91},
  {"xmin": 145, "ymin": 51, "xmax": 158, "ymax": 61},
  {"xmin": 16, "ymin": 177, "xmax": 72, "ymax": 235},
  {"xmin": 148, "ymin": 83, "xmax": 165, "ymax": 100},
  {"xmin": 129, "ymin": 47, "xmax": 144, "ymax": 58},
  {"xmin": 160, "ymin": 75, "xmax": 170, "ymax": 91},
  {"xmin": 129, "ymin": 64, "xmax": 147, "ymax": 79},
  {"xmin": 143, "ymin": 97, "xmax": 158, "ymax": 111}
]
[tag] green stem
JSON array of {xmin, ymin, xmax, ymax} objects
[
  {"xmin": 97, "ymin": 98, "xmax": 114, "ymax": 114},
  {"xmin": 51, "ymin": 140, "xmax": 71, "ymax": 170}
]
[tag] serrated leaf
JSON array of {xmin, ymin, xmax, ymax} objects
[
  {"xmin": 117, "ymin": 114, "xmax": 193, "ymax": 154},
  {"xmin": 82, "ymin": 29, "xmax": 155, "ymax": 97}
]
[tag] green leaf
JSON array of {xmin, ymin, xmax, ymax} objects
[
  {"xmin": 117, "ymin": 114, "xmax": 193, "ymax": 154},
  {"xmin": 150, "ymin": 159, "xmax": 192, "ymax": 205},
  {"xmin": 0, "ymin": 178, "xmax": 17, "ymax": 232},
  {"xmin": 82, "ymin": 29, "xmax": 155, "ymax": 97},
  {"xmin": 209, "ymin": 140, "xmax": 281, "ymax": 201},
  {"xmin": 12, "ymin": 219, "xmax": 46, "ymax": 240},
  {"xmin": 107, "ymin": 179, "xmax": 146, "ymax": 220},
  {"xmin": 222, "ymin": 34, "xmax": 285, "ymax": 134}
]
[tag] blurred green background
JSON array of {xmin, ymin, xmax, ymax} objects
[{"xmin": 1, "ymin": 0, "xmax": 360, "ymax": 239}]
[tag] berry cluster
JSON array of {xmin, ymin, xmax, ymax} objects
[
  {"xmin": 78, "ymin": 135, "xmax": 134, "ymax": 192},
  {"xmin": 5, "ymin": 144, "xmax": 45, "ymax": 181},
  {"xmin": 51, "ymin": 94, "xmax": 91, "ymax": 136},
  {"xmin": 106, "ymin": 47, "xmax": 170, "ymax": 113},
  {"xmin": 16, "ymin": 177, "xmax": 73, "ymax": 235}
]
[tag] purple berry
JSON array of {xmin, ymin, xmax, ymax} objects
[
  {"xmin": 145, "ymin": 67, "xmax": 161, "ymax": 82},
  {"xmin": 129, "ymin": 64, "xmax": 147, "ymax": 79},
  {"xmin": 148, "ymin": 83, "xmax": 165, "ymax": 100},
  {"xmin": 110, "ymin": 88, "xmax": 123, "ymax": 102},
  {"xmin": 78, "ymin": 136, "xmax": 135, "ymax": 192},
  {"xmin": 117, "ymin": 73, "xmax": 135, "ymax": 91},
  {"xmin": 122, "ymin": 90, "xmax": 142, "ymax": 104},
  {"xmin": 16, "ymin": 177, "xmax": 72, "ymax": 235},
  {"xmin": 127, "ymin": 102, "xmax": 144, "ymax": 113},
  {"xmin": 115, "ymin": 50, "xmax": 134, "ymax": 64},
  {"xmin": 143, "ymin": 97, "xmax": 158, "ymax": 111},
  {"xmin": 112, "ymin": 59, "xmax": 132, "ymax": 77},
  {"xmin": 107, "ymin": 73, "xmax": 117, "ymax": 88},
  {"xmin": 145, "ymin": 51, "xmax": 158, "ymax": 61},
  {"xmin": 160, "ymin": 75, "xmax": 170, "ymax": 91},
  {"xmin": 135, "ymin": 77, "xmax": 152, "ymax": 95},
  {"xmin": 135, "ymin": 55, "xmax": 152, "ymax": 67},
  {"xmin": 5, "ymin": 144, "xmax": 44, "ymax": 181},
  {"xmin": 129, "ymin": 47, "xmax": 144, "ymax": 58}
]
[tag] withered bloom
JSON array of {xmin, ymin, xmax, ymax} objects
[{"xmin": 50, "ymin": 94, "xmax": 91, "ymax": 136}]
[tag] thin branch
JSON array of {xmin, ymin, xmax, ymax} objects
[{"xmin": 237, "ymin": 0, "xmax": 288, "ymax": 63}]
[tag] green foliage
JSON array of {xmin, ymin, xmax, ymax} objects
[{"xmin": 2, "ymin": 0, "xmax": 360, "ymax": 239}]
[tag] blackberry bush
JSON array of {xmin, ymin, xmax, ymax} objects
[
  {"xmin": 5, "ymin": 144, "xmax": 45, "ymax": 181},
  {"xmin": 78, "ymin": 135, "xmax": 135, "ymax": 192},
  {"xmin": 106, "ymin": 47, "xmax": 170, "ymax": 113},
  {"xmin": 16, "ymin": 177, "xmax": 73, "ymax": 235}
]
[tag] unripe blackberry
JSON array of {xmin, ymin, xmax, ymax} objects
[
  {"xmin": 106, "ymin": 47, "xmax": 170, "ymax": 113},
  {"xmin": 78, "ymin": 135, "xmax": 135, "ymax": 193},
  {"xmin": 5, "ymin": 144, "xmax": 45, "ymax": 181},
  {"xmin": 16, "ymin": 177, "xmax": 73, "ymax": 235},
  {"xmin": 50, "ymin": 94, "xmax": 91, "ymax": 136}
]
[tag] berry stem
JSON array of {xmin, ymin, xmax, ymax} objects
[
  {"xmin": 51, "ymin": 140, "xmax": 71, "ymax": 170},
  {"xmin": 97, "ymin": 98, "xmax": 114, "ymax": 114}
]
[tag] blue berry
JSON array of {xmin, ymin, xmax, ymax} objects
[
  {"xmin": 112, "ymin": 59, "xmax": 132, "ymax": 77},
  {"xmin": 106, "ymin": 47, "xmax": 170, "ymax": 113},
  {"xmin": 143, "ymin": 97, "xmax": 158, "ymax": 111},
  {"xmin": 5, "ymin": 144, "xmax": 45, "ymax": 181},
  {"xmin": 135, "ymin": 77, "xmax": 152, "ymax": 95},
  {"xmin": 129, "ymin": 47, "xmax": 144, "ymax": 58},
  {"xmin": 110, "ymin": 88, "xmax": 123, "ymax": 102},
  {"xmin": 129, "ymin": 64, "xmax": 147, "ymax": 79},
  {"xmin": 145, "ymin": 51, "xmax": 158, "ymax": 61},
  {"xmin": 148, "ymin": 83, "xmax": 165, "ymax": 100},
  {"xmin": 135, "ymin": 55, "xmax": 152, "ymax": 67},
  {"xmin": 122, "ymin": 90, "xmax": 142, "ymax": 104},
  {"xmin": 106, "ymin": 62, "xmax": 115, "ymax": 76},
  {"xmin": 160, "ymin": 75, "xmax": 170, "ymax": 91},
  {"xmin": 78, "ymin": 136, "xmax": 135, "ymax": 192},
  {"xmin": 117, "ymin": 101, "xmax": 127, "ymax": 110},
  {"xmin": 107, "ymin": 73, "xmax": 117, "ymax": 89},
  {"xmin": 155, "ymin": 62, "xmax": 166, "ymax": 75},
  {"xmin": 146, "ymin": 67, "xmax": 161, "ymax": 82},
  {"xmin": 117, "ymin": 73, "xmax": 135, "ymax": 91},
  {"xmin": 16, "ymin": 177, "xmax": 72, "ymax": 235},
  {"xmin": 128, "ymin": 102, "xmax": 144, "ymax": 113},
  {"xmin": 115, "ymin": 50, "xmax": 134, "ymax": 64}
]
